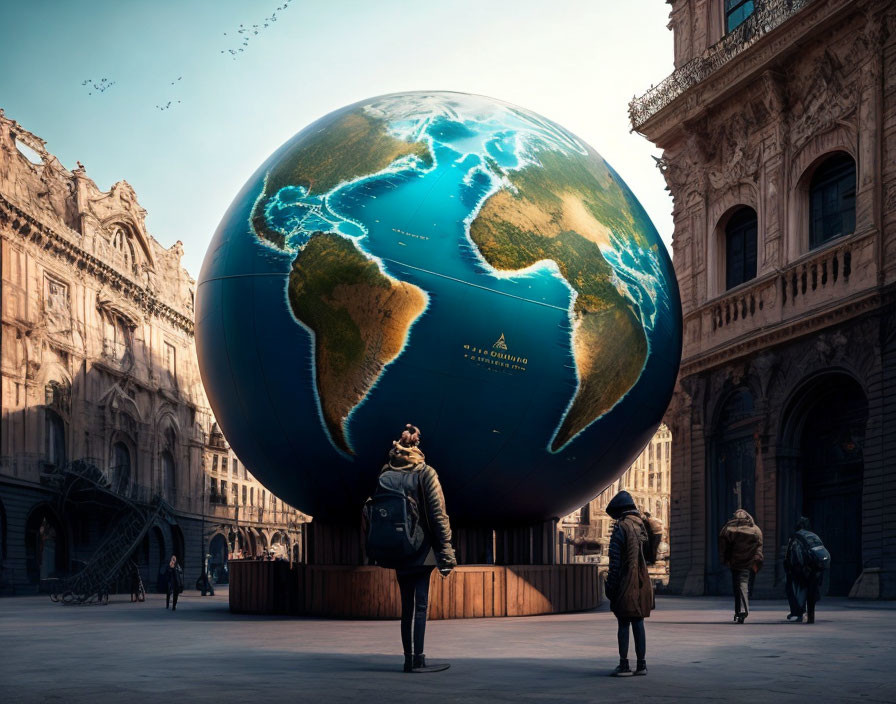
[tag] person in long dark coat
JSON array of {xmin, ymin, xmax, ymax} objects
[
  {"xmin": 785, "ymin": 516, "xmax": 826, "ymax": 624},
  {"xmin": 165, "ymin": 555, "xmax": 183, "ymax": 611},
  {"xmin": 373, "ymin": 424, "xmax": 456, "ymax": 673},
  {"xmin": 605, "ymin": 490, "xmax": 654, "ymax": 677}
]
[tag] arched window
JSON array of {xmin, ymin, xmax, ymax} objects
[
  {"xmin": 111, "ymin": 441, "xmax": 131, "ymax": 493},
  {"xmin": 725, "ymin": 207, "xmax": 758, "ymax": 290},
  {"xmin": 809, "ymin": 152, "xmax": 856, "ymax": 249},
  {"xmin": 45, "ymin": 409, "xmax": 66, "ymax": 469},
  {"xmin": 161, "ymin": 451, "xmax": 176, "ymax": 501},
  {"xmin": 725, "ymin": 0, "xmax": 754, "ymax": 33}
]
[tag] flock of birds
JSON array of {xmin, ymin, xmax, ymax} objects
[
  {"xmin": 221, "ymin": 0, "xmax": 294, "ymax": 59},
  {"xmin": 80, "ymin": 78, "xmax": 116, "ymax": 96},
  {"xmin": 79, "ymin": 1, "xmax": 294, "ymax": 112}
]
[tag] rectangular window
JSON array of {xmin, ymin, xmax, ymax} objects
[
  {"xmin": 242, "ymin": 485, "xmax": 248, "ymax": 506},
  {"xmin": 221, "ymin": 480, "xmax": 228, "ymax": 505},
  {"xmin": 232, "ymin": 482, "xmax": 238, "ymax": 504},
  {"xmin": 165, "ymin": 342, "xmax": 176, "ymax": 381},
  {"xmin": 232, "ymin": 458, "xmax": 238, "ymax": 477},
  {"xmin": 250, "ymin": 487, "xmax": 254, "ymax": 506},
  {"xmin": 211, "ymin": 455, "xmax": 218, "ymax": 474},
  {"xmin": 210, "ymin": 478, "xmax": 218, "ymax": 503},
  {"xmin": 725, "ymin": 0, "xmax": 754, "ymax": 33},
  {"xmin": 261, "ymin": 490, "xmax": 265, "ymax": 509}
]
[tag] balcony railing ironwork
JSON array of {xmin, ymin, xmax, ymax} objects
[{"xmin": 628, "ymin": 0, "xmax": 814, "ymax": 130}]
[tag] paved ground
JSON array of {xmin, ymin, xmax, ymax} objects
[{"xmin": 1, "ymin": 590, "xmax": 894, "ymax": 703}]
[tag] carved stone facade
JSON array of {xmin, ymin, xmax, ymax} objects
[
  {"xmin": 0, "ymin": 110, "xmax": 305, "ymax": 593},
  {"xmin": 631, "ymin": 0, "xmax": 896, "ymax": 598},
  {"xmin": 561, "ymin": 425, "xmax": 671, "ymax": 577}
]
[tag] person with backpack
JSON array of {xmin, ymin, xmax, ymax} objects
[
  {"xmin": 605, "ymin": 490, "xmax": 654, "ymax": 677},
  {"xmin": 718, "ymin": 509, "xmax": 763, "ymax": 624},
  {"xmin": 784, "ymin": 516, "xmax": 829, "ymax": 624},
  {"xmin": 363, "ymin": 424, "xmax": 456, "ymax": 673}
]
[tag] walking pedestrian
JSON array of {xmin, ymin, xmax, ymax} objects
[
  {"xmin": 165, "ymin": 555, "xmax": 183, "ymax": 611},
  {"xmin": 605, "ymin": 490, "xmax": 654, "ymax": 677},
  {"xmin": 363, "ymin": 424, "xmax": 456, "ymax": 673},
  {"xmin": 718, "ymin": 509, "xmax": 763, "ymax": 623},
  {"xmin": 784, "ymin": 517, "xmax": 830, "ymax": 624}
]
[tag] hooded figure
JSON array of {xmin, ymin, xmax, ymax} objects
[
  {"xmin": 605, "ymin": 490, "xmax": 654, "ymax": 677},
  {"xmin": 718, "ymin": 509, "xmax": 763, "ymax": 623},
  {"xmin": 784, "ymin": 516, "xmax": 827, "ymax": 623}
]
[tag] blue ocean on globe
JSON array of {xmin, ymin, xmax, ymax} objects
[{"xmin": 196, "ymin": 92, "xmax": 682, "ymax": 523}]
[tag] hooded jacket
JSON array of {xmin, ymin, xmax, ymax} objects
[
  {"xmin": 718, "ymin": 509, "xmax": 764, "ymax": 571},
  {"xmin": 605, "ymin": 491, "xmax": 654, "ymax": 619},
  {"xmin": 379, "ymin": 441, "xmax": 456, "ymax": 572}
]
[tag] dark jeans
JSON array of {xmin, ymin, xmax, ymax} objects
[
  {"xmin": 396, "ymin": 566, "xmax": 433, "ymax": 655},
  {"xmin": 786, "ymin": 572, "xmax": 820, "ymax": 619},
  {"xmin": 166, "ymin": 588, "xmax": 178, "ymax": 609},
  {"xmin": 732, "ymin": 568, "xmax": 751, "ymax": 616},
  {"xmin": 616, "ymin": 616, "xmax": 646, "ymax": 662}
]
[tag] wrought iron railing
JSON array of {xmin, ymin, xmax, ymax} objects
[{"xmin": 628, "ymin": 0, "xmax": 815, "ymax": 129}]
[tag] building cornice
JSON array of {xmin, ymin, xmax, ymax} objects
[
  {"xmin": 629, "ymin": 0, "xmax": 855, "ymax": 142},
  {"xmin": 0, "ymin": 193, "xmax": 194, "ymax": 335}
]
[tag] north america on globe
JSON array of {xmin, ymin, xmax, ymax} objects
[{"xmin": 245, "ymin": 92, "xmax": 664, "ymax": 455}]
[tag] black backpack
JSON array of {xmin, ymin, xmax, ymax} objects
[
  {"xmin": 796, "ymin": 530, "xmax": 830, "ymax": 573},
  {"xmin": 363, "ymin": 469, "xmax": 427, "ymax": 568}
]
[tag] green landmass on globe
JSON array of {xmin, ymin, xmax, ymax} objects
[
  {"xmin": 287, "ymin": 232, "xmax": 427, "ymax": 453},
  {"xmin": 252, "ymin": 110, "xmax": 432, "ymax": 248},
  {"xmin": 470, "ymin": 146, "xmax": 649, "ymax": 449}
]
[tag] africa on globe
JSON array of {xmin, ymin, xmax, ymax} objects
[{"xmin": 196, "ymin": 91, "xmax": 682, "ymax": 523}]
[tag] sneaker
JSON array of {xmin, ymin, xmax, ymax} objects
[
  {"xmin": 634, "ymin": 660, "xmax": 647, "ymax": 676},
  {"xmin": 786, "ymin": 613, "xmax": 803, "ymax": 622},
  {"xmin": 736, "ymin": 614, "xmax": 746, "ymax": 624},
  {"xmin": 612, "ymin": 661, "xmax": 633, "ymax": 677}
]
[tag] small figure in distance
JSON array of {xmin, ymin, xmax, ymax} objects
[
  {"xmin": 718, "ymin": 509, "xmax": 763, "ymax": 624},
  {"xmin": 165, "ymin": 555, "xmax": 183, "ymax": 611},
  {"xmin": 605, "ymin": 490, "xmax": 654, "ymax": 677},
  {"xmin": 363, "ymin": 423, "xmax": 457, "ymax": 673},
  {"xmin": 784, "ymin": 517, "xmax": 830, "ymax": 624}
]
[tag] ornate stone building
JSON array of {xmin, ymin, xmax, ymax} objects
[
  {"xmin": 561, "ymin": 424, "xmax": 671, "ymax": 571},
  {"xmin": 629, "ymin": 0, "xmax": 896, "ymax": 597},
  {"xmin": 0, "ymin": 109, "xmax": 304, "ymax": 594}
]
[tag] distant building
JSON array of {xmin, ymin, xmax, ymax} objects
[
  {"xmin": 561, "ymin": 424, "xmax": 671, "ymax": 573},
  {"xmin": 0, "ymin": 109, "xmax": 305, "ymax": 595},
  {"xmin": 629, "ymin": 0, "xmax": 896, "ymax": 598}
]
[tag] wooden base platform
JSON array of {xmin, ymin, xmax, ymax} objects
[{"xmin": 229, "ymin": 561, "xmax": 602, "ymax": 619}]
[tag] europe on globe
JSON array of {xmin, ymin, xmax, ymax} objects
[{"xmin": 196, "ymin": 91, "xmax": 682, "ymax": 523}]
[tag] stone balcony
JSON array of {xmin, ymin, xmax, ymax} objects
[{"xmin": 681, "ymin": 229, "xmax": 878, "ymax": 373}]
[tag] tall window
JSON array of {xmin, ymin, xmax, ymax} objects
[
  {"xmin": 45, "ymin": 410, "xmax": 66, "ymax": 468},
  {"xmin": 162, "ymin": 450, "xmax": 176, "ymax": 501},
  {"xmin": 220, "ymin": 480, "xmax": 228, "ymax": 505},
  {"xmin": 809, "ymin": 152, "xmax": 856, "ymax": 249},
  {"xmin": 725, "ymin": 207, "xmax": 758, "ymax": 290},
  {"xmin": 725, "ymin": 0, "xmax": 754, "ymax": 32},
  {"xmin": 164, "ymin": 343, "xmax": 177, "ymax": 385},
  {"xmin": 111, "ymin": 442, "xmax": 131, "ymax": 493}
]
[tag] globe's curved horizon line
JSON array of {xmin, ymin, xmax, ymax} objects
[{"xmin": 195, "ymin": 90, "xmax": 681, "ymax": 523}]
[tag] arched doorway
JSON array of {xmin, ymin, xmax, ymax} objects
[
  {"xmin": 24, "ymin": 505, "xmax": 68, "ymax": 585},
  {"xmin": 707, "ymin": 388, "xmax": 759, "ymax": 595},
  {"xmin": 779, "ymin": 373, "xmax": 867, "ymax": 596},
  {"xmin": 208, "ymin": 534, "xmax": 229, "ymax": 584}
]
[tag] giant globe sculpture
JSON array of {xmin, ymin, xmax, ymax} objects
[{"xmin": 196, "ymin": 92, "xmax": 681, "ymax": 524}]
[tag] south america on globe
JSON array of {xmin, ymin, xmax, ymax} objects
[{"xmin": 196, "ymin": 92, "xmax": 682, "ymax": 523}]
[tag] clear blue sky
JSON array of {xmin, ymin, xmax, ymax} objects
[{"xmin": 1, "ymin": 0, "xmax": 674, "ymax": 277}]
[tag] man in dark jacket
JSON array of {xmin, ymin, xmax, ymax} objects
[
  {"xmin": 165, "ymin": 555, "xmax": 183, "ymax": 611},
  {"xmin": 718, "ymin": 509, "xmax": 763, "ymax": 623},
  {"xmin": 374, "ymin": 424, "xmax": 456, "ymax": 673},
  {"xmin": 785, "ymin": 516, "xmax": 827, "ymax": 624},
  {"xmin": 605, "ymin": 490, "xmax": 654, "ymax": 677}
]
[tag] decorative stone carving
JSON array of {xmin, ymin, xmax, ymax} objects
[{"xmin": 789, "ymin": 49, "xmax": 857, "ymax": 151}]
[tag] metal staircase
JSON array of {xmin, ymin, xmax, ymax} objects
[{"xmin": 49, "ymin": 459, "xmax": 171, "ymax": 605}]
